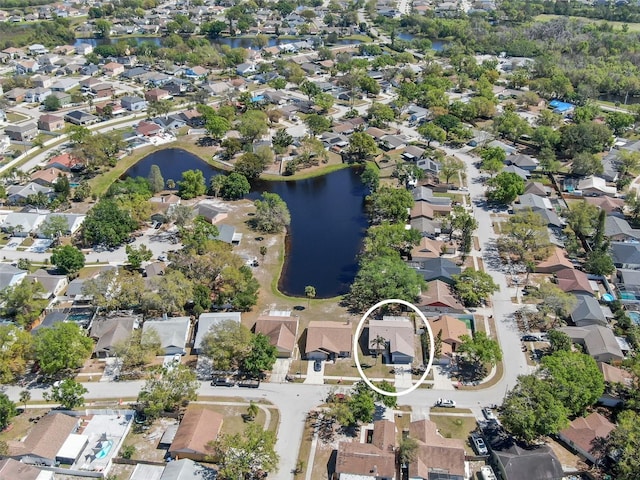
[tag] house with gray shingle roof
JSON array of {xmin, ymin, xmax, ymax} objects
[
  {"xmin": 558, "ymin": 325, "xmax": 623, "ymax": 363},
  {"xmin": 571, "ymin": 294, "xmax": 607, "ymax": 327},
  {"xmin": 142, "ymin": 317, "xmax": 191, "ymax": 355}
]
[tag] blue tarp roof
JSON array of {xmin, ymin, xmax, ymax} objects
[{"xmin": 549, "ymin": 99, "xmax": 574, "ymax": 112}]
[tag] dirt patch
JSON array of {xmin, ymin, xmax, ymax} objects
[
  {"xmin": 122, "ymin": 417, "xmax": 176, "ymax": 462},
  {"xmin": 0, "ymin": 408, "xmax": 51, "ymax": 443}
]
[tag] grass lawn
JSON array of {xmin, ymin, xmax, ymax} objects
[
  {"xmin": 6, "ymin": 111, "xmax": 29, "ymax": 123},
  {"xmin": 0, "ymin": 408, "xmax": 50, "ymax": 443},
  {"xmin": 534, "ymin": 13, "xmax": 640, "ymax": 32},
  {"xmin": 294, "ymin": 416, "xmax": 314, "ymax": 478},
  {"xmin": 429, "ymin": 414, "xmax": 477, "ymax": 454}
]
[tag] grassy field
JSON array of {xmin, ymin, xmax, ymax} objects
[
  {"xmin": 429, "ymin": 414, "xmax": 477, "ymax": 454},
  {"xmin": 0, "ymin": 408, "xmax": 50, "ymax": 444},
  {"xmin": 534, "ymin": 13, "xmax": 640, "ymax": 32}
]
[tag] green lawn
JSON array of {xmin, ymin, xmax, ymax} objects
[
  {"xmin": 429, "ymin": 414, "xmax": 478, "ymax": 453},
  {"xmin": 6, "ymin": 112, "xmax": 29, "ymax": 123},
  {"xmin": 534, "ymin": 14, "xmax": 640, "ymax": 32}
]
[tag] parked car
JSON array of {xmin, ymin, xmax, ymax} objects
[
  {"xmin": 472, "ymin": 434, "xmax": 489, "ymax": 456},
  {"xmin": 211, "ymin": 377, "xmax": 234, "ymax": 387},
  {"xmin": 435, "ymin": 398, "xmax": 456, "ymax": 408},
  {"xmin": 482, "ymin": 407, "xmax": 498, "ymax": 422},
  {"xmin": 313, "ymin": 359, "xmax": 322, "ymax": 372},
  {"xmin": 521, "ymin": 334, "xmax": 540, "ymax": 342}
]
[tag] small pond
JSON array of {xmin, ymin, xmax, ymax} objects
[{"xmin": 125, "ymin": 148, "xmax": 368, "ymax": 298}]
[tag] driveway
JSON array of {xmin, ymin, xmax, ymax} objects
[
  {"xmin": 270, "ymin": 358, "xmax": 292, "ymax": 383},
  {"xmin": 27, "ymin": 239, "xmax": 52, "ymax": 253},
  {"xmin": 3, "ymin": 237, "xmax": 24, "ymax": 250},
  {"xmin": 303, "ymin": 360, "xmax": 324, "ymax": 385}
]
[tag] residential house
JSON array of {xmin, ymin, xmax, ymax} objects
[
  {"xmin": 334, "ymin": 420, "xmax": 396, "ymax": 480},
  {"xmin": 492, "ymin": 443, "xmax": 564, "ymax": 480},
  {"xmin": 558, "ymin": 412, "xmax": 615, "ymax": 464},
  {"xmin": 0, "ymin": 136, "xmax": 10, "ymax": 154},
  {"xmin": 407, "ymin": 419, "xmax": 466, "ymax": 479},
  {"xmin": 410, "ymin": 257, "xmax": 461, "ymax": 285},
  {"xmin": 598, "ymin": 362, "xmax": 633, "ymax": 407},
  {"xmin": 195, "ymin": 202, "xmax": 228, "ymax": 224},
  {"xmin": 178, "ymin": 109, "xmax": 204, "ymax": 128},
  {"xmin": 169, "ymin": 406, "xmax": 223, "ymax": 461},
  {"xmin": 152, "ymin": 115, "xmax": 186, "ymax": 131},
  {"xmin": 0, "ymin": 263, "xmax": 27, "ymax": 291},
  {"xmin": 8, "ymin": 412, "xmax": 80, "ymax": 466},
  {"xmin": 402, "ymin": 145, "xmax": 426, "ymax": 162},
  {"xmin": 407, "ymin": 105, "xmax": 430, "ymax": 124},
  {"xmin": 570, "ymin": 295, "xmax": 607, "ymax": 326},
  {"xmin": 4, "ymin": 122, "xmax": 38, "ymax": 141},
  {"xmin": 50, "ymin": 78, "xmax": 79, "ymax": 92},
  {"xmin": 368, "ymin": 316, "xmax": 414, "ymax": 364},
  {"xmin": 28, "ymin": 44, "xmax": 47, "ymax": 55},
  {"xmin": 558, "ymin": 325, "xmax": 624, "ymax": 363},
  {"xmin": 605, "ymin": 215, "xmax": 640, "ymax": 241},
  {"xmin": 142, "ymin": 317, "xmax": 191, "ymax": 356},
  {"xmin": 418, "ymin": 280, "xmax": 465, "ymax": 314},
  {"xmin": 89, "ymin": 83, "xmax": 115, "ymax": 99},
  {"xmin": 24, "ymin": 87, "xmax": 51, "ymax": 103},
  {"xmin": 254, "ymin": 313, "xmax": 299, "ymax": 358},
  {"xmin": 15, "ymin": 60, "xmax": 39, "ymax": 74},
  {"xmin": 25, "ymin": 269, "xmax": 68, "ymax": 297},
  {"xmin": 577, "ymin": 176, "xmax": 617, "ymax": 197},
  {"xmin": 37, "ymin": 113, "xmax": 65, "ymax": 132},
  {"xmin": 80, "ymin": 64, "xmax": 99, "ymax": 76},
  {"xmin": 410, "ymin": 217, "xmax": 445, "ymax": 238},
  {"xmin": 0, "ymin": 458, "xmax": 53, "ymax": 480},
  {"xmin": 506, "ymin": 153, "xmax": 538, "ymax": 171},
  {"xmin": 502, "ymin": 164, "xmax": 530, "ymax": 180},
  {"xmin": 102, "ymin": 62, "xmax": 125, "ymax": 76},
  {"xmin": 45, "ymin": 153, "xmax": 83, "ymax": 171},
  {"xmin": 305, "ymin": 321, "xmax": 353, "ymax": 360},
  {"xmin": 90, "ymin": 315, "xmax": 136, "ymax": 358},
  {"xmin": 236, "ymin": 63, "xmax": 256, "ymax": 76},
  {"xmin": 136, "ymin": 121, "xmax": 163, "ymax": 137},
  {"xmin": 429, "ymin": 315, "xmax": 469, "ymax": 358},
  {"xmin": 76, "ymin": 43, "xmax": 94, "ymax": 55},
  {"xmin": 556, "ymin": 269, "xmax": 595, "ymax": 296},
  {"xmin": 536, "ymin": 247, "xmax": 574, "ymax": 274},
  {"xmin": 145, "ymin": 88, "xmax": 171, "ymax": 102},
  {"xmin": 49, "ymin": 91, "xmax": 71, "ymax": 107},
  {"xmin": 523, "ymin": 181, "xmax": 551, "ymax": 197},
  {"xmin": 194, "ymin": 312, "xmax": 241, "ymax": 355},
  {"xmin": 411, "ymin": 237, "xmax": 446, "ymax": 261},
  {"xmin": 64, "ymin": 110, "xmax": 98, "ymax": 126},
  {"xmin": 611, "ymin": 241, "xmax": 640, "ymax": 269},
  {"xmin": 4, "ymin": 88, "xmax": 26, "ymax": 102},
  {"xmin": 212, "ymin": 224, "xmax": 242, "ymax": 245},
  {"xmin": 121, "ymin": 95, "xmax": 147, "ymax": 112},
  {"xmin": 145, "ymin": 262, "xmax": 166, "ymax": 279},
  {"xmin": 6, "ymin": 184, "xmax": 53, "ymax": 205},
  {"xmin": 585, "ymin": 196, "xmax": 625, "ymax": 215},
  {"xmin": 160, "ymin": 459, "xmax": 218, "ymax": 480},
  {"xmin": 380, "ymin": 134, "xmax": 407, "ymax": 150}
]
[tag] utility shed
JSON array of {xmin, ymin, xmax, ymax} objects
[
  {"xmin": 130, "ymin": 463, "xmax": 165, "ymax": 480},
  {"xmin": 56, "ymin": 433, "xmax": 88, "ymax": 464}
]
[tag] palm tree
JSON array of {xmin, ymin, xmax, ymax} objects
[
  {"xmin": 305, "ymin": 285, "xmax": 316, "ymax": 307},
  {"xmin": 247, "ymin": 401, "xmax": 259, "ymax": 421},
  {"xmin": 371, "ymin": 335, "xmax": 386, "ymax": 365}
]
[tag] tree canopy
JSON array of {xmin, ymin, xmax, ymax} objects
[
  {"xmin": 137, "ymin": 364, "xmax": 199, "ymax": 418},
  {"xmin": 81, "ymin": 199, "xmax": 138, "ymax": 247},
  {"xmin": 452, "ymin": 268, "xmax": 499, "ymax": 307},
  {"xmin": 177, "ymin": 169, "xmax": 207, "ymax": 200},
  {"xmin": 486, "ymin": 171, "xmax": 525, "ymax": 204},
  {"xmin": 51, "ymin": 245, "xmax": 85, "ymax": 275},
  {"xmin": 253, "ymin": 192, "xmax": 291, "ymax": 233},
  {"xmin": 34, "ymin": 322, "xmax": 94, "ymax": 376},
  {"xmin": 200, "ymin": 319, "xmax": 253, "ymax": 372},
  {"xmin": 367, "ymin": 186, "xmax": 414, "ymax": 224}
]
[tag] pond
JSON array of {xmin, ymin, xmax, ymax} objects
[
  {"xmin": 125, "ymin": 148, "xmax": 368, "ymax": 298},
  {"xmin": 76, "ymin": 35, "xmax": 361, "ymax": 50}
]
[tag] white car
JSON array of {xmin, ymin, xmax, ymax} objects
[{"xmin": 435, "ymin": 398, "xmax": 456, "ymax": 408}]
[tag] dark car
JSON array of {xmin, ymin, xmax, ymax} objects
[
  {"xmin": 211, "ymin": 377, "xmax": 234, "ymax": 387},
  {"xmin": 313, "ymin": 360, "xmax": 322, "ymax": 372},
  {"xmin": 521, "ymin": 335, "xmax": 540, "ymax": 342}
]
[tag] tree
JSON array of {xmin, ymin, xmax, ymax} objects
[
  {"xmin": 144, "ymin": 270, "xmax": 193, "ymax": 315},
  {"xmin": 346, "ymin": 256, "xmax": 425, "ymax": 311},
  {"xmin": 0, "ymin": 394, "xmax": 16, "ymax": 430},
  {"xmin": 564, "ymin": 201, "xmax": 600, "ymax": 240},
  {"xmin": 399, "ymin": 437, "xmax": 418, "ymax": 465},
  {"xmin": 200, "ymin": 319, "xmax": 253, "ymax": 372},
  {"xmin": 452, "ymin": 269, "xmax": 499, "ymax": 307},
  {"xmin": 82, "ymin": 269, "xmax": 146, "ymax": 312},
  {"xmin": 347, "ymin": 383, "xmax": 376, "ymax": 424},
  {"xmin": 534, "ymin": 282, "xmax": 577, "ymax": 325},
  {"xmin": 347, "ymin": 132, "xmax": 377, "ymax": 162},
  {"xmin": 205, "ymin": 115, "xmax": 231, "ymax": 140},
  {"xmin": 39, "ymin": 214, "xmax": 69, "ymax": 242},
  {"xmin": 246, "ymin": 401, "xmax": 259, "ymax": 421},
  {"xmin": 252, "ymin": 192, "xmax": 291, "ymax": 234},
  {"xmin": 19, "ymin": 390, "xmax": 30, "ymax": 410},
  {"xmin": 360, "ymin": 163, "xmax": 380, "ymax": 193},
  {"xmin": 50, "ymin": 245, "xmax": 85, "ymax": 275},
  {"xmin": 114, "ymin": 329, "xmax": 163, "ymax": 374},
  {"xmin": 238, "ymin": 110, "xmax": 268, "ymax": 142},
  {"xmin": 137, "ymin": 364, "xmax": 198, "ymax": 419},
  {"xmin": 243, "ymin": 333, "xmax": 277, "ymax": 376},
  {"xmin": 607, "ymin": 410, "xmax": 640, "ymax": 480},
  {"xmin": 532, "ymin": 126, "xmax": 561, "ymax": 150},
  {"xmin": 570, "ymin": 152, "xmax": 604, "ymax": 176},
  {"xmin": 497, "ymin": 208, "xmax": 551, "ymax": 265},
  {"xmin": 607, "ymin": 111, "xmax": 635, "ymax": 136},
  {"xmin": 43, "ymin": 94, "xmax": 61, "ymax": 111},
  {"xmin": 300, "ymin": 80, "xmax": 321, "ymax": 100},
  {"xmin": 1, "ymin": 279, "xmax": 48, "ymax": 328},
  {"xmin": 234, "ymin": 152, "xmax": 267, "ymax": 180},
  {"xmin": 486, "ymin": 172, "xmax": 525, "ymax": 204},
  {"xmin": 147, "ymin": 165, "xmax": 165, "ymax": 193},
  {"xmin": 95, "ymin": 18, "xmax": 111, "ymax": 37},
  {"xmin": 439, "ymin": 156, "xmax": 465, "ymax": 184},
  {"xmin": 210, "ymin": 424, "xmax": 278, "ymax": 479},
  {"xmin": 305, "ymin": 114, "xmax": 332, "ymax": 135},
  {"xmin": 34, "ymin": 322, "xmax": 93, "ymax": 376},
  {"xmin": 126, "ymin": 244, "xmax": 153, "ymax": 269},
  {"xmin": 500, "ymin": 374, "xmax": 569, "ymax": 443},
  {"xmin": 548, "ymin": 330, "xmax": 572, "ymax": 353},
  {"xmin": 43, "ymin": 379, "xmax": 87, "ymax": 409},
  {"xmin": 362, "ymin": 223, "xmax": 421, "ymax": 260},
  {"xmin": 220, "ymin": 173, "xmax": 250, "ymax": 200},
  {"xmin": 584, "ymin": 249, "xmax": 615, "ymax": 275},
  {"xmin": 367, "ymin": 186, "xmax": 414, "ymax": 224},
  {"xmin": 418, "ymin": 122, "xmax": 446, "ymax": 147},
  {"xmin": 541, "ymin": 350, "xmax": 604, "ymax": 417},
  {"xmin": 0, "ymin": 325, "xmax": 33, "ymax": 384},
  {"xmin": 314, "ymin": 92, "xmax": 334, "ymax": 113},
  {"xmin": 272, "ymin": 129, "xmax": 293, "ymax": 153},
  {"xmin": 493, "ymin": 110, "xmax": 532, "ymax": 142},
  {"xmin": 449, "ymin": 206, "xmax": 478, "ymax": 258},
  {"xmin": 374, "ymin": 380, "xmax": 397, "ymax": 408},
  {"xmin": 305, "ymin": 285, "xmax": 316, "ymax": 307},
  {"xmin": 480, "ymin": 146, "xmax": 506, "ymax": 175},
  {"xmin": 367, "ymin": 103, "xmax": 395, "ymax": 127},
  {"xmin": 66, "ymin": 125, "xmax": 91, "ymax": 145},
  {"xmin": 82, "ymin": 199, "xmax": 138, "ymax": 247},
  {"xmin": 560, "ymin": 122, "xmax": 613, "ymax": 157},
  {"xmin": 177, "ymin": 169, "xmax": 207, "ymax": 200}
]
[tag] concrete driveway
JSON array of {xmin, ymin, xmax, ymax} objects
[
  {"xmin": 270, "ymin": 358, "xmax": 292, "ymax": 383},
  {"xmin": 303, "ymin": 360, "xmax": 324, "ymax": 385}
]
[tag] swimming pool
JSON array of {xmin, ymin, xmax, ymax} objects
[
  {"xmin": 95, "ymin": 440, "xmax": 112, "ymax": 459},
  {"xmin": 602, "ymin": 293, "xmax": 615, "ymax": 302},
  {"xmin": 628, "ymin": 311, "xmax": 640, "ymax": 325}
]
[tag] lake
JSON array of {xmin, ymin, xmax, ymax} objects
[{"xmin": 125, "ymin": 148, "xmax": 368, "ymax": 298}]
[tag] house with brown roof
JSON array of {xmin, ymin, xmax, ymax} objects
[
  {"xmin": 37, "ymin": 113, "xmax": 65, "ymax": 132},
  {"xmin": 410, "ymin": 237, "xmax": 445, "ymax": 260},
  {"xmin": 169, "ymin": 406, "xmax": 223, "ymax": 461},
  {"xmin": 536, "ymin": 247, "xmax": 574, "ymax": 274},
  {"xmin": 585, "ymin": 195, "xmax": 624, "ymax": 214},
  {"xmin": 254, "ymin": 314, "xmax": 299, "ymax": 358},
  {"xmin": 0, "ymin": 458, "xmax": 53, "ymax": 480},
  {"xmin": 368, "ymin": 316, "xmax": 414, "ymax": 364},
  {"xmin": 9, "ymin": 412, "xmax": 80, "ymax": 466},
  {"xmin": 428, "ymin": 315, "xmax": 469, "ymax": 357},
  {"xmin": 417, "ymin": 280, "xmax": 465, "ymax": 314},
  {"xmin": 305, "ymin": 320, "xmax": 353, "ymax": 360},
  {"xmin": 136, "ymin": 120, "xmax": 163, "ymax": 137},
  {"xmin": 145, "ymin": 88, "xmax": 171, "ymax": 102},
  {"xmin": 334, "ymin": 420, "xmax": 396, "ymax": 480},
  {"xmin": 30, "ymin": 167, "xmax": 69, "ymax": 186},
  {"xmin": 408, "ymin": 419, "xmax": 466, "ymax": 479},
  {"xmin": 598, "ymin": 362, "xmax": 633, "ymax": 406},
  {"xmin": 558, "ymin": 412, "xmax": 615, "ymax": 464},
  {"xmin": 556, "ymin": 269, "xmax": 594, "ymax": 296},
  {"xmin": 102, "ymin": 62, "xmax": 124, "ymax": 76}
]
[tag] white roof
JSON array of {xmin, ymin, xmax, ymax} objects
[
  {"xmin": 195, "ymin": 312, "xmax": 241, "ymax": 350},
  {"xmin": 130, "ymin": 463, "xmax": 165, "ymax": 480},
  {"xmin": 56, "ymin": 433, "xmax": 88, "ymax": 461}
]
